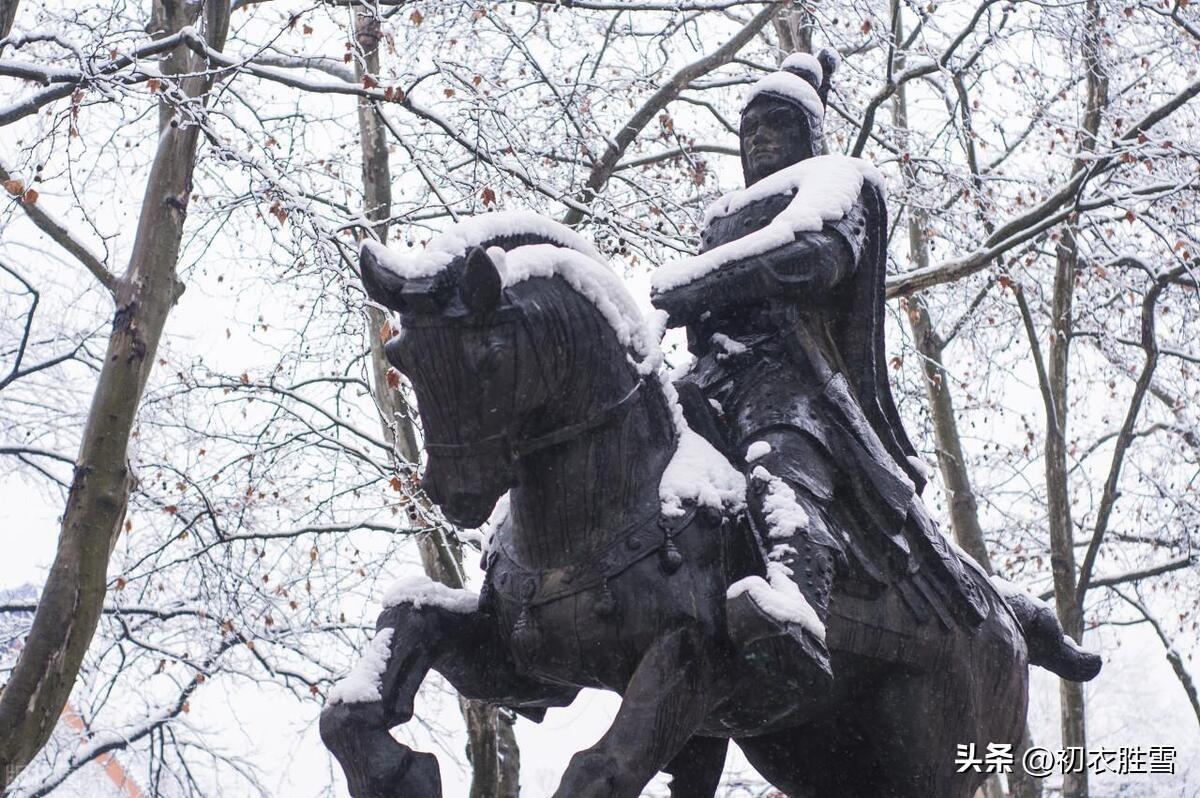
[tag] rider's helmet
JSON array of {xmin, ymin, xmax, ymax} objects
[{"xmin": 739, "ymin": 49, "xmax": 838, "ymax": 185}]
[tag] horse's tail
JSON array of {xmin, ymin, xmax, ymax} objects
[{"xmin": 1002, "ymin": 589, "xmax": 1102, "ymax": 682}]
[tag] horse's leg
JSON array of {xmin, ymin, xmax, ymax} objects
[
  {"xmin": 662, "ymin": 735, "xmax": 728, "ymax": 798},
  {"xmin": 319, "ymin": 602, "xmax": 449, "ymax": 798},
  {"xmin": 736, "ymin": 719, "xmax": 867, "ymax": 798},
  {"xmin": 854, "ymin": 624, "xmax": 1025, "ymax": 798},
  {"xmin": 846, "ymin": 669, "xmax": 989, "ymax": 798},
  {"xmin": 552, "ymin": 627, "xmax": 715, "ymax": 798},
  {"xmin": 738, "ymin": 673, "xmax": 990, "ymax": 798},
  {"xmin": 321, "ymin": 600, "xmax": 570, "ymax": 798}
]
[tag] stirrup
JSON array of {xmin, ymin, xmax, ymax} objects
[{"xmin": 726, "ymin": 590, "xmax": 833, "ymax": 680}]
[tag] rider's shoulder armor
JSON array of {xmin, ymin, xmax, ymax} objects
[
  {"xmin": 827, "ymin": 195, "xmax": 868, "ymax": 264},
  {"xmin": 700, "ymin": 193, "xmax": 793, "ymax": 253},
  {"xmin": 700, "ymin": 186, "xmax": 869, "ymax": 261}
]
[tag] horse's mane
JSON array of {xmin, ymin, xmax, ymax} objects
[
  {"xmin": 366, "ymin": 212, "xmax": 664, "ymax": 378},
  {"xmin": 496, "ymin": 244, "xmax": 660, "ymax": 374},
  {"xmin": 363, "ymin": 210, "xmax": 605, "ymax": 278}
]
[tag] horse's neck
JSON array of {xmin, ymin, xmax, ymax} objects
[{"xmin": 507, "ymin": 380, "xmax": 676, "ymax": 569}]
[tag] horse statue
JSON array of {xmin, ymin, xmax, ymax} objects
[{"xmin": 319, "ymin": 211, "xmax": 1099, "ymax": 797}]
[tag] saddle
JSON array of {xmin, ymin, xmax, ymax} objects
[{"xmin": 674, "ymin": 378, "xmax": 989, "ymax": 674}]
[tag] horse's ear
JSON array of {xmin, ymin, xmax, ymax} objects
[
  {"xmin": 460, "ymin": 246, "xmax": 503, "ymax": 314},
  {"xmin": 360, "ymin": 241, "xmax": 407, "ymax": 311}
]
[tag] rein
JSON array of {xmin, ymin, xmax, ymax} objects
[
  {"xmin": 424, "ymin": 378, "xmax": 645, "ymax": 460},
  {"xmin": 488, "ymin": 502, "xmax": 701, "ymax": 611}
]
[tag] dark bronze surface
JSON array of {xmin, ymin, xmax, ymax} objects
[{"xmin": 322, "ymin": 57, "xmax": 1099, "ymax": 798}]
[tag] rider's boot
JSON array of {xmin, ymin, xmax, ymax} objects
[{"xmin": 726, "ymin": 466, "xmax": 838, "ymax": 687}]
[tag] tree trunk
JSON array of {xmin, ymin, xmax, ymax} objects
[
  {"xmin": 906, "ymin": 298, "xmax": 993, "ymax": 571},
  {"xmin": 0, "ymin": 0, "xmax": 20, "ymax": 54},
  {"xmin": 350, "ymin": 10, "xmax": 519, "ymax": 796},
  {"xmin": 1046, "ymin": 231, "xmax": 1086, "ymax": 798},
  {"xmin": 0, "ymin": 0, "xmax": 229, "ymax": 787},
  {"xmin": 1050, "ymin": 2, "xmax": 1108, "ymax": 790},
  {"xmin": 889, "ymin": 11, "xmax": 1039, "ymax": 794},
  {"xmin": 772, "ymin": 5, "xmax": 813, "ymax": 60}
]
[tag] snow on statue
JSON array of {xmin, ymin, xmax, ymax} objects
[{"xmin": 323, "ymin": 52, "xmax": 1102, "ymax": 798}]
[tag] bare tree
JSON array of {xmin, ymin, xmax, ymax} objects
[
  {"xmin": 1, "ymin": 1, "xmax": 1197, "ymax": 794},
  {"xmin": 0, "ymin": 0, "xmax": 231, "ymax": 785}
]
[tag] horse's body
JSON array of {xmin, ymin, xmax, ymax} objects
[{"xmin": 322, "ymin": 224, "xmax": 1087, "ymax": 797}]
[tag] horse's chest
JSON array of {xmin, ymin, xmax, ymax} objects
[
  {"xmin": 486, "ymin": 522, "xmax": 725, "ymax": 689},
  {"xmin": 500, "ymin": 588, "xmax": 649, "ymax": 688}
]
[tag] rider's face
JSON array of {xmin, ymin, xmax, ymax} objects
[{"xmin": 741, "ymin": 99, "xmax": 811, "ymax": 182}]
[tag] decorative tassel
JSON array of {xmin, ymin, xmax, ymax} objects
[
  {"xmin": 511, "ymin": 605, "xmax": 540, "ymax": 661},
  {"xmin": 594, "ymin": 579, "xmax": 619, "ymax": 619},
  {"xmin": 660, "ymin": 538, "xmax": 683, "ymax": 574},
  {"xmin": 478, "ymin": 576, "xmax": 494, "ymax": 610}
]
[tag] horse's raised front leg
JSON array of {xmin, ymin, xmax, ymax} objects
[
  {"xmin": 319, "ymin": 601, "xmax": 451, "ymax": 798},
  {"xmin": 553, "ymin": 627, "xmax": 716, "ymax": 798},
  {"xmin": 321, "ymin": 595, "xmax": 577, "ymax": 798},
  {"xmin": 662, "ymin": 735, "xmax": 729, "ymax": 798}
]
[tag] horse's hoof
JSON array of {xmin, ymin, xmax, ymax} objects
[
  {"xmin": 554, "ymin": 750, "xmax": 621, "ymax": 798},
  {"xmin": 393, "ymin": 750, "xmax": 442, "ymax": 798},
  {"xmin": 319, "ymin": 702, "xmax": 443, "ymax": 798},
  {"xmin": 357, "ymin": 748, "xmax": 442, "ymax": 798}
]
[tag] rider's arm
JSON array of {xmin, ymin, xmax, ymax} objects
[{"xmin": 652, "ymin": 229, "xmax": 855, "ymax": 327}]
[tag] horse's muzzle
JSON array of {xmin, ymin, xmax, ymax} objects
[{"xmin": 439, "ymin": 493, "xmax": 497, "ymax": 528}]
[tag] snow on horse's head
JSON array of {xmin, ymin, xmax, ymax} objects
[{"xmin": 359, "ymin": 212, "xmax": 659, "ymax": 528}]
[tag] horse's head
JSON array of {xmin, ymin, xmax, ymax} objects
[
  {"xmin": 361, "ymin": 242, "xmax": 529, "ymax": 526},
  {"xmin": 359, "ymin": 216, "xmax": 640, "ymax": 528}
]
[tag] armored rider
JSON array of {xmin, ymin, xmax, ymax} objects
[{"xmin": 651, "ymin": 52, "xmax": 990, "ymax": 684}]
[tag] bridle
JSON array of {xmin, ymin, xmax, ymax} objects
[{"xmin": 422, "ymin": 378, "xmax": 645, "ymax": 461}]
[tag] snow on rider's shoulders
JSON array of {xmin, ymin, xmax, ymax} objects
[
  {"xmin": 652, "ymin": 156, "xmax": 884, "ymax": 294},
  {"xmin": 703, "ymin": 154, "xmax": 883, "ymax": 225}
]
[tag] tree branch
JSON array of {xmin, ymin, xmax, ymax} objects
[
  {"xmin": 0, "ymin": 30, "xmax": 189, "ymax": 127},
  {"xmin": 0, "ymin": 162, "xmax": 118, "ymax": 294},
  {"xmin": 887, "ymin": 68, "xmax": 1200, "ymax": 297},
  {"xmin": 1075, "ymin": 265, "xmax": 1186, "ymax": 604},
  {"xmin": 886, "ymin": 181, "xmax": 1192, "ymax": 297},
  {"xmin": 561, "ymin": 1, "xmax": 783, "ymax": 226},
  {"xmin": 1110, "ymin": 586, "xmax": 1200, "ymax": 732},
  {"xmin": 1037, "ymin": 555, "xmax": 1196, "ymax": 601}
]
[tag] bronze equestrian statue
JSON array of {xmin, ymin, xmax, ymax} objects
[{"xmin": 321, "ymin": 54, "xmax": 1100, "ymax": 798}]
